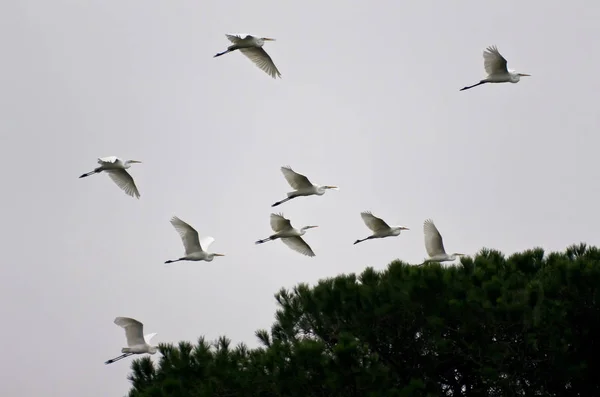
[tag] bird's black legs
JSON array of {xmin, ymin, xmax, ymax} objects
[
  {"xmin": 353, "ymin": 236, "xmax": 373, "ymax": 245},
  {"xmin": 79, "ymin": 169, "xmax": 101, "ymax": 178},
  {"xmin": 164, "ymin": 258, "xmax": 183, "ymax": 264},
  {"xmin": 255, "ymin": 236, "xmax": 274, "ymax": 244},
  {"xmin": 271, "ymin": 197, "xmax": 292, "ymax": 207},
  {"xmin": 214, "ymin": 45, "xmax": 240, "ymax": 58},
  {"xmin": 460, "ymin": 81, "xmax": 487, "ymax": 91},
  {"xmin": 214, "ymin": 50, "xmax": 230, "ymax": 57},
  {"xmin": 104, "ymin": 353, "xmax": 131, "ymax": 365}
]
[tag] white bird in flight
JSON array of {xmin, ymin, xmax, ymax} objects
[
  {"xmin": 423, "ymin": 219, "xmax": 465, "ymax": 263},
  {"xmin": 272, "ymin": 166, "xmax": 339, "ymax": 207},
  {"xmin": 165, "ymin": 216, "xmax": 225, "ymax": 263},
  {"xmin": 354, "ymin": 211, "xmax": 409, "ymax": 245},
  {"xmin": 79, "ymin": 156, "xmax": 142, "ymax": 199},
  {"xmin": 255, "ymin": 213, "xmax": 318, "ymax": 257},
  {"xmin": 460, "ymin": 46, "xmax": 530, "ymax": 91},
  {"xmin": 214, "ymin": 34, "xmax": 281, "ymax": 79},
  {"xmin": 105, "ymin": 317, "xmax": 158, "ymax": 365}
]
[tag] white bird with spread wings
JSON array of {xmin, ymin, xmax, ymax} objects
[
  {"xmin": 79, "ymin": 156, "xmax": 141, "ymax": 198},
  {"xmin": 354, "ymin": 211, "xmax": 409, "ymax": 245},
  {"xmin": 105, "ymin": 317, "xmax": 158, "ymax": 365},
  {"xmin": 460, "ymin": 46, "xmax": 530, "ymax": 91},
  {"xmin": 214, "ymin": 34, "xmax": 281, "ymax": 79},
  {"xmin": 165, "ymin": 216, "xmax": 225, "ymax": 263},
  {"xmin": 255, "ymin": 213, "xmax": 318, "ymax": 257},
  {"xmin": 422, "ymin": 219, "xmax": 465, "ymax": 263},
  {"xmin": 272, "ymin": 166, "xmax": 339, "ymax": 207}
]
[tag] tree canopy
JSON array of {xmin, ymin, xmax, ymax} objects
[{"xmin": 126, "ymin": 243, "xmax": 600, "ymax": 397}]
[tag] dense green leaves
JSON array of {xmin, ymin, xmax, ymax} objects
[{"xmin": 127, "ymin": 243, "xmax": 600, "ymax": 397}]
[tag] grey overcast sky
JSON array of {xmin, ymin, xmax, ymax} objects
[{"xmin": 2, "ymin": 0, "xmax": 599, "ymax": 395}]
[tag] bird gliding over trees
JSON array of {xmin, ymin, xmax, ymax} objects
[
  {"xmin": 354, "ymin": 211, "xmax": 410, "ymax": 245},
  {"xmin": 422, "ymin": 219, "xmax": 465, "ymax": 264},
  {"xmin": 105, "ymin": 317, "xmax": 158, "ymax": 365},
  {"xmin": 460, "ymin": 46, "xmax": 530, "ymax": 91}
]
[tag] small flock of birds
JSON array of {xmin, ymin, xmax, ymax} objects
[{"xmin": 89, "ymin": 34, "xmax": 529, "ymax": 365}]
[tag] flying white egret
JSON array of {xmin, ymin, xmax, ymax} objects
[
  {"xmin": 79, "ymin": 156, "xmax": 142, "ymax": 199},
  {"xmin": 255, "ymin": 213, "xmax": 318, "ymax": 257},
  {"xmin": 460, "ymin": 46, "xmax": 530, "ymax": 91},
  {"xmin": 105, "ymin": 317, "xmax": 158, "ymax": 365},
  {"xmin": 272, "ymin": 166, "xmax": 339, "ymax": 207},
  {"xmin": 354, "ymin": 211, "xmax": 409, "ymax": 245},
  {"xmin": 164, "ymin": 216, "xmax": 225, "ymax": 263},
  {"xmin": 422, "ymin": 219, "xmax": 465, "ymax": 263},
  {"xmin": 214, "ymin": 34, "xmax": 281, "ymax": 79}
]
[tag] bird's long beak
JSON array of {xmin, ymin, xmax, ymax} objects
[
  {"xmin": 326, "ymin": 186, "xmax": 339, "ymax": 190},
  {"xmin": 130, "ymin": 160, "xmax": 142, "ymax": 163},
  {"xmin": 213, "ymin": 253, "xmax": 225, "ymax": 256},
  {"xmin": 401, "ymin": 227, "xmax": 410, "ymax": 230},
  {"xmin": 262, "ymin": 37, "xmax": 276, "ymax": 41},
  {"xmin": 309, "ymin": 225, "xmax": 319, "ymax": 229},
  {"xmin": 519, "ymin": 73, "xmax": 531, "ymax": 77}
]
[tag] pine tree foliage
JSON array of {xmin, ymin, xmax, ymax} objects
[{"xmin": 127, "ymin": 243, "xmax": 600, "ymax": 397}]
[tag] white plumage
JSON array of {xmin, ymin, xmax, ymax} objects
[
  {"xmin": 214, "ymin": 34, "xmax": 281, "ymax": 79},
  {"xmin": 460, "ymin": 45, "xmax": 530, "ymax": 91},
  {"xmin": 255, "ymin": 213, "xmax": 318, "ymax": 257},
  {"xmin": 165, "ymin": 216, "xmax": 224, "ymax": 263},
  {"xmin": 79, "ymin": 156, "xmax": 142, "ymax": 199},
  {"xmin": 422, "ymin": 219, "xmax": 465, "ymax": 263},
  {"xmin": 105, "ymin": 317, "xmax": 158, "ymax": 365},
  {"xmin": 272, "ymin": 166, "xmax": 339, "ymax": 207},
  {"xmin": 354, "ymin": 211, "xmax": 409, "ymax": 245}
]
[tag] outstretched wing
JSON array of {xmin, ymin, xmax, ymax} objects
[
  {"xmin": 199, "ymin": 236, "xmax": 215, "ymax": 251},
  {"xmin": 270, "ymin": 213, "xmax": 292, "ymax": 232},
  {"xmin": 225, "ymin": 34, "xmax": 252, "ymax": 43},
  {"xmin": 114, "ymin": 317, "xmax": 145, "ymax": 347},
  {"xmin": 105, "ymin": 169, "xmax": 140, "ymax": 199},
  {"xmin": 423, "ymin": 219, "xmax": 446, "ymax": 257},
  {"xmin": 360, "ymin": 211, "xmax": 391, "ymax": 232},
  {"xmin": 239, "ymin": 47, "xmax": 281, "ymax": 79},
  {"xmin": 144, "ymin": 332, "xmax": 157, "ymax": 344},
  {"xmin": 280, "ymin": 166, "xmax": 313, "ymax": 190},
  {"xmin": 281, "ymin": 236, "xmax": 315, "ymax": 257},
  {"xmin": 483, "ymin": 46, "xmax": 508, "ymax": 76},
  {"xmin": 170, "ymin": 216, "xmax": 202, "ymax": 253},
  {"xmin": 98, "ymin": 156, "xmax": 119, "ymax": 164}
]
